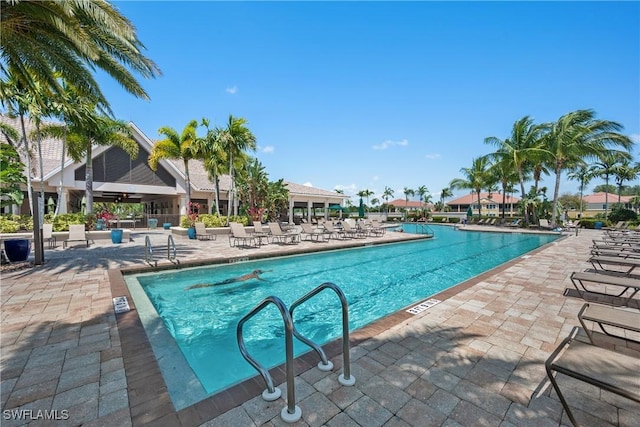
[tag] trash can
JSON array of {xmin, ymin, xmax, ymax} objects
[
  {"xmin": 96, "ymin": 218, "xmax": 104, "ymax": 230},
  {"xmin": 163, "ymin": 222, "xmax": 172, "ymax": 230},
  {"xmin": 594, "ymin": 221, "xmax": 603, "ymax": 230},
  {"xmin": 148, "ymin": 218, "xmax": 158, "ymax": 229}
]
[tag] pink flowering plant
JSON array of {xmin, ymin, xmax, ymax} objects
[{"xmin": 186, "ymin": 201, "xmax": 200, "ymax": 227}]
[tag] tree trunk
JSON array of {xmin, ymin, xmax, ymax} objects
[
  {"xmin": 85, "ymin": 145, "xmax": 93, "ymax": 214},
  {"xmin": 550, "ymin": 166, "xmax": 562, "ymax": 227},
  {"xmin": 18, "ymin": 115, "xmax": 33, "ymax": 215},
  {"xmin": 183, "ymin": 159, "xmax": 191, "ymax": 210}
]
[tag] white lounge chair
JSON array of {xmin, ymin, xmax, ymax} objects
[
  {"xmin": 300, "ymin": 223, "xmax": 330, "ymax": 242},
  {"xmin": 194, "ymin": 222, "xmax": 215, "ymax": 241},
  {"xmin": 43, "ymin": 223, "xmax": 56, "ymax": 248},
  {"xmin": 267, "ymin": 222, "xmax": 300, "ymax": 244},
  {"xmin": 228, "ymin": 222, "xmax": 258, "ymax": 248},
  {"xmin": 63, "ymin": 224, "xmax": 89, "ymax": 248}
]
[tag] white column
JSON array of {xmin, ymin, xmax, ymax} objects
[
  {"xmin": 307, "ymin": 200, "xmax": 312, "ymax": 222},
  {"xmin": 289, "ymin": 199, "xmax": 294, "ymax": 224}
]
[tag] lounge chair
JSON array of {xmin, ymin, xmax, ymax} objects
[
  {"xmin": 194, "ymin": 222, "xmax": 216, "ymax": 241},
  {"xmin": 63, "ymin": 224, "xmax": 89, "ymax": 248},
  {"xmin": 588, "ymin": 255, "xmax": 640, "ymax": 276},
  {"xmin": 267, "ymin": 222, "xmax": 300, "ymax": 244},
  {"xmin": 545, "ymin": 327, "xmax": 640, "ymax": 427},
  {"xmin": 43, "ymin": 223, "xmax": 56, "ymax": 248},
  {"xmin": 228, "ymin": 222, "xmax": 258, "ymax": 248},
  {"xmin": 505, "ymin": 219, "xmax": 521, "ymax": 228},
  {"xmin": 341, "ymin": 221, "xmax": 366, "ymax": 238},
  {"xmin": 300, "ymin": 223, "xmax": 330, "ymax": 242},
  {"xmin": 323, "ymin": 221, "xmax": 348, "ymax": 240},
  {"xmin": 569, "ymin": 271, "xmax": 640, "ymax": 302},
  {"xmin": 368, "ymin": 219, "xmax": 386, "ymax": 235},
  {"xmin": 577, "ymin": 303, "xmax": 640, "ymax": 344},
  {"xmin": 252, "ymin": 222, "xmax": 271, "ymax": 245}
]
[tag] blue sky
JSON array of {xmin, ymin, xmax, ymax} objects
[{"xmin": 99, "ymin": 1, "xmax": 640, "ymax": 204}]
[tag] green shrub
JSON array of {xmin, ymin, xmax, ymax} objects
[
  {"xmin": 0, "ymin": 217, "xmax": 21, "ymax": 233},
  {"xmin": 608, "ymin": 207, "xmax": 637, "ymax": 223}
]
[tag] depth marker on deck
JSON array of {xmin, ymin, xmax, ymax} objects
[{"xmin": 406, "ymin": 298, "xmax": 441, "ymax": 315}]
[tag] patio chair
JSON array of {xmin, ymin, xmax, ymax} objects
[
  {"xmin": 341, "ymin": 220, "xmax": 366, "ymax": 238},
  {"xmin": 228, "ymin": 222, "xmax": 258, "ymax": 248},
  {"xmin": 505, "ymin": 219, "xmax": 521, "ymax": 228},
  {"xmin": 252, "ymin": 222, "xmax": 271, "ymax": 245},
  {"xmin": 588, "ymin": 255, "xmax": 640, "ymax": 276},
  {"xmin": 194, "ymin": 222, "xmax": 216, "ymax": 241},
  {"xmin": 577, "ymin": 303, "xmax": 640, "ymax": 344},
  {"xmin": 323, "ymin": 221, "xmax": 348, "ymax": 240},
  {"xmin": 569, "ymin": 271, "xmax": 640, "ymax": 302},
  {"xmin": 63, "ymin": 224, "xmax": 89, "ymax": 248},
  {"xmin": 300, "ymin": 223, "xmax": 330, "ymax": 242},
  {"xmin": 545, "ymin": 327, "xmax": 640, "ymax": 427},
  {"xmin": 267, "ymin": 222, "xmax": 300, "ymax": 244},
  {"xmin": 43, "ymin": 223, "xmax": 56, "ymax": 248}
]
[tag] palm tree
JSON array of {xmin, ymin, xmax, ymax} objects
[
  {"xmin": 417, "ymin": 185, "xmax": 429, "ymax": 214},
  {"xmin": 439, "ymin": 187, "xmax": 453, "ymax": 212},
  {"xmin": 546, "ymin": 110, "xmax": 633, "ymax": 226},
  {"xmin": 149, "ymin": 120, "xmax": 199, "ymax": 212},
  {"xmin": 613, "ymin": 161, "xmax": 640, "ymax": 205},
  {"xmin": 402, "ymin": 187, "xmax": 414, "ymax": 219},
  {"xmin": 1, "ymin": 0, "xmax": 161, "ymax": 109},
  {"xmin": 218, "ymin": 115, "xmax": 256, "ymax": 220},
  {"xmin": 484, "ymin": 116, "xmax": 547, "ymax": 224},
  {"xmin": 487, "ymin": 156, "xmax": 520, "ymax": 219},
  {"xmin": 193, "ymin": 119, "xmax": 226, "ymax": 215},
  {"xmin": 382, "ymin": 186, "xmax": 394, "ymax": 212},
  {"xmin": 450, "ymin": 157, "xmax": 491, "ymax": 217},
  {"xmin": 567, "ymin": 162, "xmax": 593, "ymax": 219}
]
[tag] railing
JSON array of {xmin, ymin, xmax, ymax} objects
[
  {"xmin": 144, "ymin": 236, "xmax": 156, "ymax": 267},
  {"xmin": 237, "ymin": 283, "xmax": 355, "ymax": 423},
  {"xmin": 237, "ymin": 296, "xmax": 301, "ymax": 423},
  {"xmin": 415, "ymin": 223, "xmax": 435, "ymax": 237},
  {"xmin": 289, "ymin": 282, "xmax": 355, "ymax": 386},
  {"xmin": 167, "ymin": 235, "xmax": 178, "ymax": 264}
]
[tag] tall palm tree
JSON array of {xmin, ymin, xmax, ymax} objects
[
  {"xmin": 613, "ymin": 160, "xmax": 640, "ymax": 205},
  {"xmin": 382, "ymin": 186, "xmax": 394, "ymax": 212},
  {"xmin": 450, "ymin": 157, "xmax": 491, "ymax": 217},
  {"xmin": 403, "ymin": 187, "xmax": 414, "ymax": 216},
  {"xmin": 149, "ymin": 120, "xmax": 199, "ymax": 212},
  {"xmin": 439, "ymin": 187, "xmax": 453, "ymax": 211},
  {"xmin": 545, "ymin": 109, "xmax": 633, "ymax": 226},
  {"xmin": 484, "ymin": 116, "xmax": 547, "ymax": 224},
  {"xmin": 417, "ymin": 185, "xmax": 429, "ymax": 214},
  {"xmin": 487, "ymin": 156, "xmax": 520, "ymax": 219},
  {"xmin": 41, "ymin": 111, "xmax": 138, "ymax": 214},
  {"xmin": 567, "ymin": 162, "xmax": 593, "ymax": 219},
  {"xmin": 193, "ymin": 118, "xmax": 226, "ymax": 215},
  {"xmin": 1, "ymin": 0, "xmax": 161, "ymax": 109},
  {"xmin": 218, "ymin": 115, "xmax": 256, "ymax": 220}
]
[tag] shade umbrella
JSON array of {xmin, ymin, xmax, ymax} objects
[
  {"xmin": 358, "ymin": 198, "xmax": 365, "ymax": 218},
  {"xmin": 466, "ymin": 205, "xmax": 473, "ymax": 218},
  {"xmin": 81, "ymin": 196, "xmax": 87, "ymax": 214},
  {"xmin": 48, "ymin": 197, "xmax": 55, "ymax": 214}
]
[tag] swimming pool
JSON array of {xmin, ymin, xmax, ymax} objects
[{"xmin": 125, "ymin": 225, "xmax": 559, "ymax": 409}]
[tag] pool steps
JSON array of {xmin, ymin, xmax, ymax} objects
[{"xmin": 237, "ymin": 282, "xmax": 355, "ymax": 423}]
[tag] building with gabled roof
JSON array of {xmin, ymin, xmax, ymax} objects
[
  {"xmin": 0, "ymin": 115, "xmax": 347, "ymax": 224},
  {"xmin": 446, "ymin": 192, "xmax": 521, "ymax": 217}
]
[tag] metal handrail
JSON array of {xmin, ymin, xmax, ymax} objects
[
  {"xmin": 289, "ymin": 282, "xmax": 356, "ymax": 386},
  {"xmin": 144, "ymin": 236, "xmax": 156, "ymax": 267},
  {"xmin": 167, "ymin": 235, "xmax": 178, "ymax": 264},
  {"xmin": 237, "ymin": 296, "xmax": 301, "ymax": 423},
  {"xmin": 416, "ymin": 223, "xmax": 435, "ymax": 237}
]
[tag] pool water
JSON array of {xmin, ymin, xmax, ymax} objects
[{"xmin": 127, "ymin": 225, "xmax": 558, "ymax": 408}]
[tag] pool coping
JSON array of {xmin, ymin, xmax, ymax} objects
[{"xmin": 109, "ymin": 232, "xmax": 565, "ymax": 426}]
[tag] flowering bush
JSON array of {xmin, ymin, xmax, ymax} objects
[
  {"xmin": 186, "ymin": 201, "xmax": 200, "ymax": 227},
  {"xmin": 248, "ymin": 206, "xmax": 265, "ymax": 223},
  {"xmin": 96, "ymin": 209, "xmax": 115, "ymax": 222}
]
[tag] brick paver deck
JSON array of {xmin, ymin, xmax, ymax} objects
[{"xmin": 1, "ymin": 226, "xmax": 638, "ymax": 426}]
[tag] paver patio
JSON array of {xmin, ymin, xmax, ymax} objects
[{"xmin": 1, "ymin": 226, "xmax": 638, "ymax": 426}]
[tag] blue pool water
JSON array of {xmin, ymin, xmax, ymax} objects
[{"xmin": 127, "ymin": 225, "xmax": 558, "ymax": 408}]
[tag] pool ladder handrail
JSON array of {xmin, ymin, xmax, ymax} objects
[
  {"xmin": 236, "ymin": 296, "xmax": 301, "ymax": 423},
  {"xmin": 289, "ymin": 282, "xmax": 355, "ymax": 386},
  {"xmin": 144, "ymin": 236, "xmax": 157, "ymax": 267},
  {"xmin": 167, "ymin": 235, "xmax": 179, "ymax": 264},
  {"xmin": 416, "ymin": 223, "xmax": 435, "ymax": 237}
]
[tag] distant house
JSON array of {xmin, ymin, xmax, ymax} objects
[
  {"xmin": 386, "ymin": 199, "xmax": 427, "ymax": 212},
  {"xmin": 446, "ymin": 192, "xmax": 520, "ymax": 217},
  {"xmin": 573, "ymin": 192, "xmax": 634, "ymax": 218}
]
